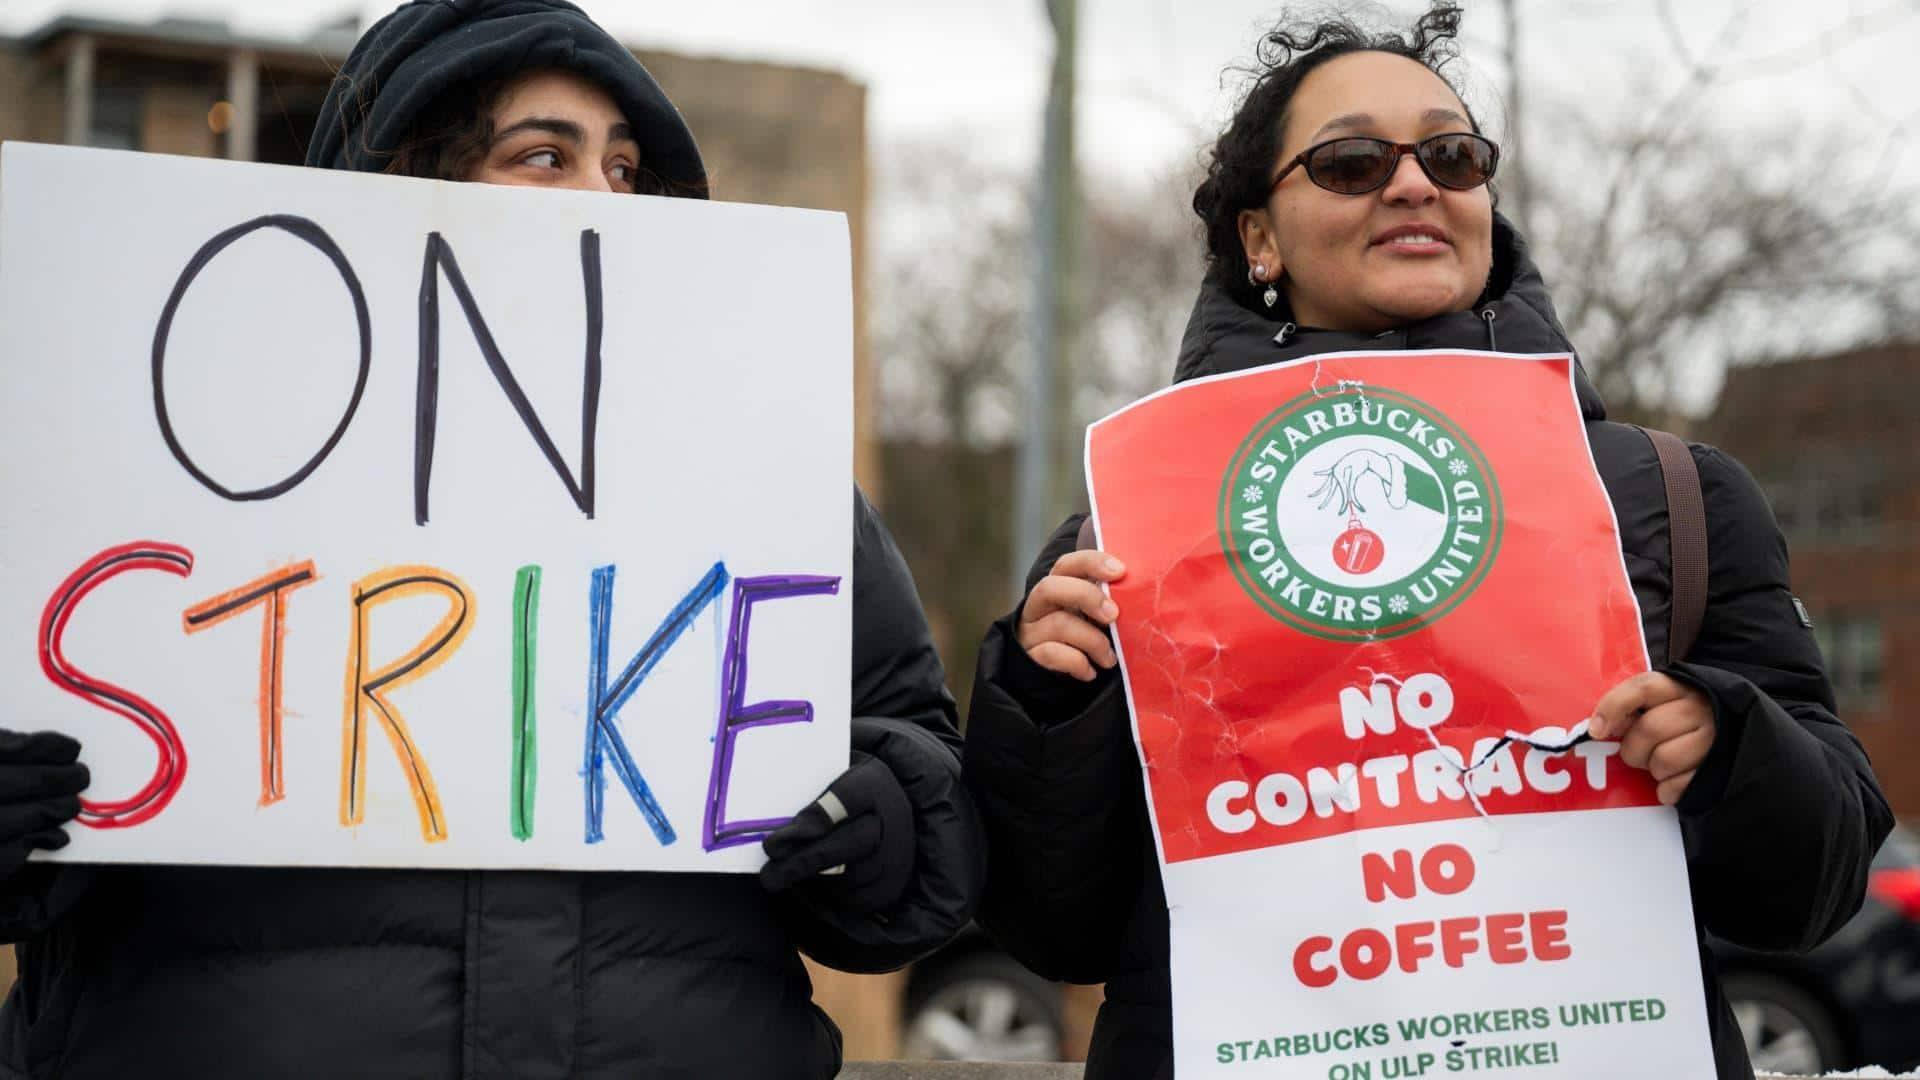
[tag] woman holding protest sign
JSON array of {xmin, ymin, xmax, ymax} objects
[
  {"xmin": 964, "ymin": 6, "xmax": 1891, "ymax": 1079},
  {"xmin": 0, "ymin": 2, "xmax": 981, "ymax": 1076}
]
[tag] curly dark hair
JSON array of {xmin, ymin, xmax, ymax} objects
[
  {"xmin": 1192, "ymin": 3, "xmax": 1480, "ymax": 313},
  {"xmin": 380, "ymin": 71, "xmax": 704, "ymax": 198}
]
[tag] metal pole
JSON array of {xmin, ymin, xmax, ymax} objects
[
  {"xmin": 226, "ymin": 48, "xmax": 259, "ymax": 162},
  {"xmin": 63, "ymin": 34, "xmax": 95, "ymax": 147},
  {"xmin": 1014, "ymin": 0, "xmax": 1078, "ymax": 590},
  {"xmin": 1500, "ymin": 0, "xmax": 1528, "ymax": 232},
  {"xmin": 1046, "ymin": 0, "xmax": 1081, "ymax": 537}
]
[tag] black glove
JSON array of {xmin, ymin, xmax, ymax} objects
[
  {"xmin": 0, "ymin": 731, "xmax": 88, "ymax": 879},
  {"xmin": 760, "ymin": 751, "xmax": 914, "ymax": 914}
]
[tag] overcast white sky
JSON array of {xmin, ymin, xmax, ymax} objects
[{"xmin": 3, "ymin": 0, "xmax": 1917, "ymax": 181}]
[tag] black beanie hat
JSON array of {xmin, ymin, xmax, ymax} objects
[{"xmin": 306, "ymin": 0, "xmax": 706, "ymax": 194}]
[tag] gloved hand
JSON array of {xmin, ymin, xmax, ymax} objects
[
  {"xmin": 760, "ymin": 751, "xmax": 914, "ymax": 915},
  {"xmin": 0, "ymin": 731, "xmax": 88, "ymax": 879}
]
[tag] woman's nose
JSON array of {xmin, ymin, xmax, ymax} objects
[{"xmin": 1380, "ymin": 150, "xmax": 1438, "ymax": 205}]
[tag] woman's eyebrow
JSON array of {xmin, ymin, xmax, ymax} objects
[
  {"xmin": 609, "ymin": 122, "xmax": 637, "ymax": 147},
  {"xmin": 1421, "ymin": 107, "xmax": 1472, "ymax": 129},
  {"xmin": 1315, "ymin": 112, "xmax": 1376, "ymax": 139},
  {"xmin": 493, "ymin": 116, "xmax": 585, "ymax": 145},
  {"xmin": 1312, "ymin": 107, "xmax": 1472, "ymax": 140}
]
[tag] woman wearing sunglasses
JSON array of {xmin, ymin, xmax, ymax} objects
[{"xmin": 963, "ymin": 6, "xmax": 1889, "ymax": 1079}]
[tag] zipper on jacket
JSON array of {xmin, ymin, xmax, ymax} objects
[{"xmin": 1273, "ymin": 321, "xmax": 1296, "ymax": 346}]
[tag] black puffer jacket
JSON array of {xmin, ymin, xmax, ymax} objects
[
  {"xmin": 964, "ymin": 216, "xmax": 1893, "ymax": 1080},
  {"xmin": 0, "ymin": 489, "xmax": 980, "ymax": 1079}
]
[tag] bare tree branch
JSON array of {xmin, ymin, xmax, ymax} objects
[{"xmin": 1529, "ymin": 113, "xmax": 1920, "ymax": 424}]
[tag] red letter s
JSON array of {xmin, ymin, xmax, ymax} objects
[{"xmin": 39, "ymin": 542, "xmax": 193, "ymax": 828}]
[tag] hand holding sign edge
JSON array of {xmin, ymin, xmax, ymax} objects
[
  {"xmin": 1588, "ymin": 671, "xmax": 1717, "ymax": 806},
  {"xmin": 760, "ymin": 751, "xmax": 914, "ymax": 913},
  {"xmin": 0, "ymin": 730, "xmax": 90, "ymax": 878},
  {"xmin": 1015, "ymin": 519, "xmax": 1126, "ymax": 683}
]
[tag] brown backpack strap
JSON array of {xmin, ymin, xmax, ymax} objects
[{"xmin": 1637, "ymin": 427, "xmax": 1708, "ymax": 665}]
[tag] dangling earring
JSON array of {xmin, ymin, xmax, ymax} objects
[{"xmin": 1250, "ymin": 263, "xmax": 1279, "ymax": 309}]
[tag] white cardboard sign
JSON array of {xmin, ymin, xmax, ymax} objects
[{"xmin": 0, "ymin": 143, "xmax": 853, "ymax": 872}]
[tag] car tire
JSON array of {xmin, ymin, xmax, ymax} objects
[
  {"xmin": 1723, "ymin": 972, "xmax": 1847, "ymax": 1074},
  {"xmin": 901, "ymin": 951, "xmax": 1065, "ymax": 1062}
]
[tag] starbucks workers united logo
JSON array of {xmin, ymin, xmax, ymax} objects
[{"xmin": 1220, "ymin": 386, "xmax": 1502, "ymax": 640}]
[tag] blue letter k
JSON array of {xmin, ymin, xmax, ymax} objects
[{"xmin": 583, "ymin": 562, "xmax": 729, "ymax": 845}]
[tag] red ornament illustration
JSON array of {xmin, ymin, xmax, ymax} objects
[{"xmin": 1333, "ymin": 512, "xmax": 1385, "ymax": 575}]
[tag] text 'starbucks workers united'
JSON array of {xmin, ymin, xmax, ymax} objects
[{"xmin": 1220, "ymin": 386, "xmax": 1501, "ymax": 640}]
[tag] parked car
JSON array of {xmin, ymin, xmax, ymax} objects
[
  {"xmin": 1709, "ymin": 824, "xmax": 1920, "ymax": 1074},
  {"xmin": 899, "ymin": 926, "xmax": 1068, "ymax": 1062},
  {"xmin": 899, "ymin": 828, "xmax": 1920, "ymax": 1071}
]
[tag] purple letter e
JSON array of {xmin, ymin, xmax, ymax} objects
[{"xmin": 701, "ymin": 574, "xmax": 841, "ymax": 852}]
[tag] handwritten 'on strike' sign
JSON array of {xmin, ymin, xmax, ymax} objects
[{"xmin": 0, "ymin": 143, "xmax": 853, "ymax": 872}]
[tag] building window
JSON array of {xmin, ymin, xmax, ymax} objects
[
  {"xmin": 1761, "ymin": 447, "xmax": 1882, "ymax": 542},
  {"xmin": 1816, "ymin": 613, "xmax": 1883, "ymax": 713},
  {"xmin": 91, "ymin": 87, "xmax": 142, "ymax": 150}
]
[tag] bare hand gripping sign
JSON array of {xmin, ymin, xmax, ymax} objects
[
  {"xmin": 0, "ymin": 143, "xmax": 852, "ymax": 871},
  {"xmin": 1085, "ymin": 351, "xmax": 1715, "ymax": 1078}
]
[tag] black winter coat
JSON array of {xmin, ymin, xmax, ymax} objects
[
  {"xmin": 0, "ymin": 489, "xmax": 983, "ymax": 1080},
  {"xmin": 963, "ymin": 217, "xmax": 1893, "ymax": 1080}
]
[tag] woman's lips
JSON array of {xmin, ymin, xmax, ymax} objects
[
  {"xmin": 1376, "ymin": 236, "xmax": 1451, "ymax": 255},
  {"xmin": 1371, "ymin": 225, "xmax": 1453, "ymax": 255}
]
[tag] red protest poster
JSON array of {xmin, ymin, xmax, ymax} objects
[{"xmin": 1085, "ymin": 350, "xmax": 1714, "ymax": 1079}]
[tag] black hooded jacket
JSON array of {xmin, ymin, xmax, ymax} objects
[
  {"xmin": 0, "ymin": 4, "xmax": 982, "ymax": 1077},
  {"xmin": 964, "ymin": 216, "xmax": 1893, "ymax": 1080},
  {"xmin": 304, "ymin": 0, "xmax": 705, "ymax": 189}
]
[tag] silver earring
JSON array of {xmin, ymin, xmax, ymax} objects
[{"xmin": 1250, "ymin": 263, "xmax": 1279, "ymax": 308}]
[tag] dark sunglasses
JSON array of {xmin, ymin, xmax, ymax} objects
[{"xmin": 1270, "ymin": 132, "xmax": 1499, "ymax": 196}]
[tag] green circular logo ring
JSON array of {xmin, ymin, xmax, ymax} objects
[{"xmin": 1217, "ymin": 385, "xmax": 1503, "ymax": 641}]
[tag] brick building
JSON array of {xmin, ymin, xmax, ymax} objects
[
  {"xmin": 1700, "ymin": 344, "xmax": 1918, "ymax": 814},
  {"xmin": 0, "ymin": 7, "xmax": 915, "ymax": 1058}
]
